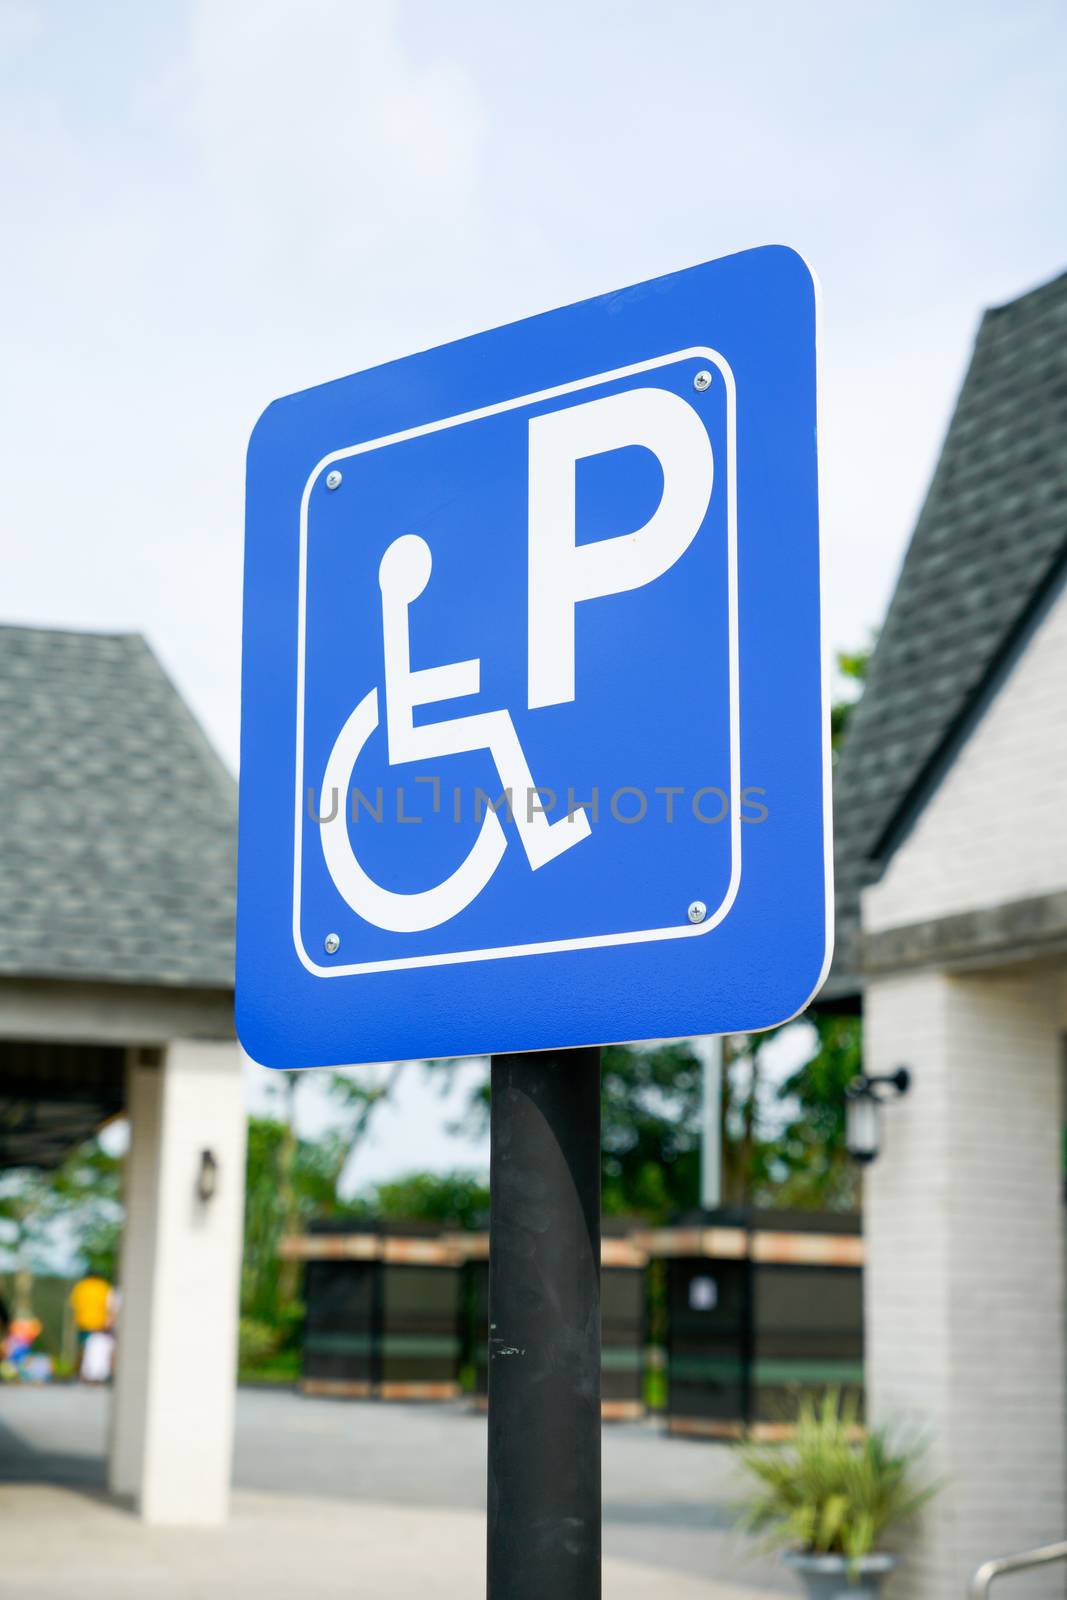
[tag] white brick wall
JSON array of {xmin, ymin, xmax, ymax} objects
[
  {"xmin": 864, "ymin": 967, "xmax": 1067, "ymax": 1599},
  {"xmin": 864, "ymin": 578, "xmax": 1067, "ymax": 935}
]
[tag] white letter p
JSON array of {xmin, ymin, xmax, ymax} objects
[{"xmin": 527, "ymin": 385, "xmax": 714, "ymax": 709}]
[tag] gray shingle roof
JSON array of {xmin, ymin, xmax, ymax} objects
[
  {"xmin": 828, "ymin": 267, "xmax": 1067, "ymax": 1001},
  {"xmin": 0, "ymin": 626, "xmax": 236, "ymax": 988}
]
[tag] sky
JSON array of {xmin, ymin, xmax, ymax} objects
[{"xmin": 3, "ymin": 0, "xmax": 1065, "ymax": 1184}]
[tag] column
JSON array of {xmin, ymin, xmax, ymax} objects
[
  {"xmin": 109, "ymin": 1038, "xmax": 247, "ymax": 1525},
  {"xmin": 863, "ymin": 967, "xmax": 1066, "ymax": 1599}
]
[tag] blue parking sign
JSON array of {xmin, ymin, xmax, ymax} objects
[{"xmin": 237, "ymin": 245, "xmax": 831, "ymax": 1068}]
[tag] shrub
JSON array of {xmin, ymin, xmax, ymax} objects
[
  {"xmin": 736, "ymin": 1389, "xmax": 936, "ymax": 1565},
  {"xmin": 238, "ymin": 1317, "xmax": 284, "ymax": 1370}
]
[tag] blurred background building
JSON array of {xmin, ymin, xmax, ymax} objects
[
  {"xmin": 0, "ymin": 625, "xmax": 244, "ymax": 1524},
  {"xmin": 831, "ymin": 267, "xmax": 1067, "ymax": 1599}
]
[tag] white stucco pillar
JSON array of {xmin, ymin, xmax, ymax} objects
[
  {"xmin": 863, "ymin": 967, "xmax": 1067, "ymax": 1600},
  {"xmin": 109, "ymin": 1037, "xmax": 246, "ymax": 1525},
  {"xmin": 108, "ymin": 1047, "xmax": 163, "ymax": 1500}
]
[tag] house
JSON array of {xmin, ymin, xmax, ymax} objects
[
  {"xmin": 832, "ymin": 268, "xmax": 1067, "ymax": 1597},
  {"xmin": 0, "ymin": 624, "xmax": 245, "ymax": 1525}
]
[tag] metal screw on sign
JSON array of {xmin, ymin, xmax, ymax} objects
[
  {"xmin": 323, "ymin": 932, "xmax": 341, "ymax": 953},
  {"xmin": 325, "ymin": 470, "xmax": 342, "ymax": 490},
  {"xmin": 693, "ymin": 370, "xmax": 712, "ymax": 392},
  {"xmin": 688, "ymin": 900, "xmax": 707, "ymax": 924}
]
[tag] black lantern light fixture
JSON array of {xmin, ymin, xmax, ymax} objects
[
  {"xmin": 197, "ymin": 1148, "xmax": 219, "ymax": 1203},
  {"xmin": 845, "ymin": 1067, "xmax": 911, "ymax": 1164}
]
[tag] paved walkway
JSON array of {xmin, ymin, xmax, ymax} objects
[{"xmin": 0, "ymin": 1387, "xmax": 788, "ymax": 1598}]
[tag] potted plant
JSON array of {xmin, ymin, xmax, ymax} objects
[{"xmin": 736, "ymin": 1390, "xmax": 936, "ymax": 1596}]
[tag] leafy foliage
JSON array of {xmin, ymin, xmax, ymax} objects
[
  {"xmin": 454, "ymin": 1041, "xmax": 706, "ymax": 1220},
  {"xmin": 718, "ymin": 1031, "xmax": 783, "ymax": 1206},
  {"xmin": 601, "ymin": 1041, "xmax": 704, "ymax": 1217},
  {"xmin": 454, "ymin": 1018, "xmax": 864, "ymax": 1220},
  {"xmin": 0, "ymin": 1169, "xmax": 64, "ymax": 1278},
  {"xmin": 241, "ymin": 1114, "xmax": 367, "ymax": 1325},
  {"xmin": 771, "ymin": 1015, "xmax": 862, "ymax": 1210},
  {"xmin": 0, "ymin": 1135, "xmax": 122, "ymax": 1281},
  {"xmin": 831, "ymin": 639, "xmax": 873, "ymax": 757},
  {"xmin": 246, "ymin": 1065, "xmax": 401, "ymax": 1322},
  {"xmin": 737, "ymin": 1390, "xmax": 936, "ymax": 1564},
  {"xmin": 372, "ymin": 1170, "xmax": 489, "ymax": 1230},
  {"xmin": 238, "ymin": 1315, "xmax": 286, "ymax": 1369},
  {"xmin": 51, "ymin": 1137, "xmax": 123, "ymax": 1277}
]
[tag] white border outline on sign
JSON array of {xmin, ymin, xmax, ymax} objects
[{"xmin": 291, "ymin": 346, "xmax": 740, "ymax": 979}]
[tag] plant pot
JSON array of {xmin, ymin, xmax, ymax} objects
[{"xmin": 783, "ymin": 1551, "xmax": 898, "ymax": 1597}]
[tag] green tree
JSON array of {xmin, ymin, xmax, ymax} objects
[
  {"xmin": 719, "ymin": 1031, "xmax": 783, "ymax": 1207},
  {"xmin": 772, "ymin": 1014, "xmax": 862, "ymax": 1210},
  {"xmin": 371, "ymin": 1170, "xmax": 490, "ymax": 1230},
  {"xmin": 454, "ymin": 1042, "xmax": 709, "ymax": 1221},
  {"xmin": 239, "ymin": 1113, "xmax": 373, "ymax": 1376},
  {"xmin": 273, "ymin": 1072, "xmax": 303, "ymax": 1305},
  {"xmin": 452, "ymin": 1020, "xmax": 863, "ymax": 1220},
  {"xmin": 0, "ymin": 1135, "xmax": 122, "ymax": 1325},
  {"xmin": 0, "ymin": 1168, "xmax": 63, "ymax": 1316},
  {"xmin": 769, "ymin": 636, "xmax": 871, "ymax": 1208},
  {"xmin": 327, "ymin": 1069, "xmax": 401, "ymax": 1173},
  {"xmin": 51, "ymin": 1136, "xmax": 123, "ymax": 1278},
  {"xmin": 600, "ymin": 1040, "xmax": 704, "ymax": 1218},
  {"xmin": 271, "ymin": 1067, "xmax": 400, "ymax": 1304},
  {"xmin": 241, "ymin": 1115, "xmax": 368, "ymax": 1326},
  {"xmin": 831, "ymin": 639, "xmax": 873, "ymax": 756}
]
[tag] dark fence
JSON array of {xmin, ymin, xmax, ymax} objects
[
  {"xmin": 283, "ymin": 1221, "xmax": 463, "ymax": 1401},
  {"xmin": 640, "ymin": 1209, "xmax": 864, "ymax": 1439},
  {"xmin": 284, "ymin": 1208, "xmax": 863, "ymax": 1430}
]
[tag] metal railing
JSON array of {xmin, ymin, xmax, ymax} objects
[{"xmin": 971, "ymin": 1539, "xmax": 1067, "ymax": 1597}]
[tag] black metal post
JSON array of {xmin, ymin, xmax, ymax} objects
[{"xmin": 487, "ymin": 1048, "xmax": 601, "ymax": 1600}]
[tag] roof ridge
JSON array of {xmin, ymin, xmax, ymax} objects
[
  {"xmin": 0, "ymin": 619, "xmax": 144, "ymax": 643},
  {"xmin": 986, "ymin": 263, "xmax": 1067, "ymax": 318},
  {"xmin": 871, "ymin": 533, "xmax": 1067, "ymax": 863}
]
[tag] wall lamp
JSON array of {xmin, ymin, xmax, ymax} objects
[
  {"xmin": 197, "ymin": 1148, "xmax": 219, "ymax": 1203},
  {"xmin": 845, "ymin": 1067, "xmax": 911, "ymax": 1164}
]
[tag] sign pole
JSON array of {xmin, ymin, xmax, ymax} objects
[
  {"xmin": 487, "ymin": 1047, "xmax": 602, "ymax": 1599},
  {"xmin": 700, "ymin": 1034, "xmax": 723, "ymax": 1211}
]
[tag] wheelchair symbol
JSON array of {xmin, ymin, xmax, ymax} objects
[
  {"xmin": 315, "ymin": 383, "xmax": 715, "ymax": 936},
  {"xmin": 318, "ymin": 534, "xmax": 592, "ymax": 934}
]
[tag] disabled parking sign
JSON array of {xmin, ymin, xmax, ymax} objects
[{"xmin": 237, "ymin": 246, "xmax": 831, "ymax": 1068}]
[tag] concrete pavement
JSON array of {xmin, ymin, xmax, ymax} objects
[
  {"xmin": 0, "ymin": 1484, "xmax": 779, "ymax": 1599},
  {"xmin": 0, "ymin": 1386, "xmax": 789, "ymax": 1598}
]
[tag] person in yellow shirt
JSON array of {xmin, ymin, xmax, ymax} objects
[{"xmin": 69, "ymin": 1274, "xmax": 114, "ymax": 1380}]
